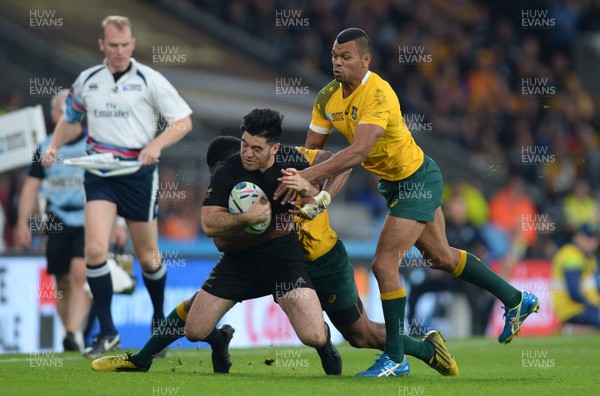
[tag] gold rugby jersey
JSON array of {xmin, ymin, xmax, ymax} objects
[{"xmin": 310, "ymin": 71, "xmax": 424, "ymax": 181}]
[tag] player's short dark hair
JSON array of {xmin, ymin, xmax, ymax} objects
[
  {"xmin": 335, "ymin": 28, "xmax": 372, "ymax": 55},
  {"xmin": 240, "ymin": 108, "xmax": 283, "ymax": 144},
  {"xmin": 206, "ymin": 135, "xmax": 241, "ymax": 167}
]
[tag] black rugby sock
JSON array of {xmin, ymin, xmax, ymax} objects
[
  {"xmin": 143, "ymin": 265, "xmax": 167, "ymax": 322},
  {"xmin": 86, "ymin": 261, "xmax": 117, "ymax": 336}
]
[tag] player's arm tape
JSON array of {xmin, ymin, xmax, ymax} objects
[{"xmin": 300, "ymin": 190, "xmax": 331, "ymax": 220}]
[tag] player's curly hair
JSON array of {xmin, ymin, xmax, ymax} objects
[
  {"xmin": 240, "ymin": 108, "xmax": 283, "ymax": 144},
  {"xmin": 206, "ymin": 135, "xmax": 241, "ymax": 169}
]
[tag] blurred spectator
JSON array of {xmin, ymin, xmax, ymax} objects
[
  {"xmin": 157, "ymin": 168, "xmax": 200, "ymax": 240},
  {"xmin": 562, "ymin": 178, "xmax": 597, "ymax": 236},
  {"xmin": 552, "ymin": 223, "xmax": 600, "ymax": 333},
  {"xmin": 488, "ymin": 176, "xmax": 538, "ymax": 278},
  {"xmin": 0, "ymin": 85, "xmax": 24, "ymax": 114},
  {"xmin": 159, "ymin": 187, "xmax": 200, "ymax": 241},
  {"xmin": 442, "ymin": 180, "xmax": 489, "ymax": 227}
]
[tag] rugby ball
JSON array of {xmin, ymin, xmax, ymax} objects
[{"xmin": 228, "ymin": 181, "xmax": 271, "ymax": 234}]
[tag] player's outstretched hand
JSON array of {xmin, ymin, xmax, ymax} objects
[
  {"xmin": 276, "ymin": 168, "xmax": 315, "ymax": 204},
  {"xmin": 279, "ymin": 168, "xmax": 313, "ymax": 195},
  {"xmin": 273, "ymin": 183, "xmax": 296, "ymax": 205}
]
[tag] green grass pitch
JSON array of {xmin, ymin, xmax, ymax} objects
[{"xmin": 2, "ymin": 335, "xmax": 599, "ymax": 396}]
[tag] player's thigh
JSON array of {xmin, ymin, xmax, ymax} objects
[
  {"xmin": 414, "ymin": 206, "xmax": 461, "ymax": 271},
  {"xmin": 126, "ymin": 219, "xmax": 159, "ymax": 270},
  {"xmin": 84, "ymin": 200, "xmax": 118, "ymax": 262},
  {"xmin": 183, "ymin": 291, "xmax": 198, "ymax": 312},
  {"xmin": 375, "ymin": 215, "xmax": 425, "ymax": 269},
  {"xmin": 278, "ymin": 288, "xmax": 324, "ymax": 338},
  {"xmin": 185, "ymin": 289, "xmax": 235, "ymax": 341}
]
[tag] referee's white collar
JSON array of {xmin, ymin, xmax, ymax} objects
[
  {"xmin": 102, "ymin": 57, "xmax": 139, "ymax": 73},
  {"xmin": 361, "ymin": 70, "xmax": 372, "ymax": 85}
]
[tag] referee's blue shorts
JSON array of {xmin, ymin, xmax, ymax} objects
[{"xmin": 84, "ymin": 164, "xmax": 159, "ymax": 221}]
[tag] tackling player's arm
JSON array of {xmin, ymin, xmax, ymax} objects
[
  {"xmin": 313, "ymin": 149, "xmax": 351, "ymax": 199},
  {"xmin": 278, "ymin": 148, "xmax": 352, "ymax": 218},
  {"xmin": 300, "ymin": 123, "xmax": 383, "ymax": 183},
  {"xmin": 305, "ymin": 128, "xmax": 330, "ymax": 150},
  {"xmin": 201, "ymin": 195, "xmax": 271, "ymax": 237},
  {"xmin": 278, "ymin": 149, "xmax": 351, "ymax": 201}
]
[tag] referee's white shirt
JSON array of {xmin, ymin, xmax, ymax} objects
[{"xmin": 65, "ymin": 58, "xmax": 192, "ymax": 150}]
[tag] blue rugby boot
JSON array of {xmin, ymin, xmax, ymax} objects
[
  {"xmin": 355, "ymin": 354, "xmax": 410, "ymax": 377},
  {"xmin": 499, "ymin": 291, "xmax": 540, "ymax": 344}
]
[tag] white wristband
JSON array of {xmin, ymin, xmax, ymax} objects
[{"xmin": 300, "ymin": 191, "xmax": 331, "ymax": 220}]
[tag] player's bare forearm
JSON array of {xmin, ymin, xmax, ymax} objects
[
  {"xmin": 151, "ymin": 116, "xmax": 192, "ymax": 150},
  {"xmin": 201, "ymin": 205, "xmax": 253, "ymax": 237},
  {"xmin": 139, "ymin": 116, "xmax": 192, "ymax": 165},
  {"xmin": 305, "ymin": 129, "xmax": 330, "ymax": 150},
  {"xmin": 301, "ymin": 146, "xmax": 365, "ymax": 183},
  {"xmin": 302, "ymin": 123, "xmax": 383, "ymax": 182},
  {"xmin": 17, "ymin": 177, "xmax": 42, "ymax": 225},
  {"xmin": 16, "ymin": 177, "xmax": 42, "ymax": 248},
  {"xmin": 50, "ymin": 117, "xmax": 82, "ymax": 150},
  {"xmin": 42, "ymin": 118, "xmax": 82, "ymax": 167},
  {"xmin": 313, "ymin": 150, "xmax": 351, "ymax": 199}
]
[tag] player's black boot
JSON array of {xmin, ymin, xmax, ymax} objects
[
  {"xmin": 316, "ymin": 323, "xmax": 342, "ymax": 375},
  {"xmin": 211, "ymin": 324, "xmax": 235, "ymax": 373},
  {"xmin": 63, "ymin": 332, "xmax": 80, "ymax": 352},
  {"xmin": 83, "ymin": 333, "xmax": 120, "ymax": 359}
]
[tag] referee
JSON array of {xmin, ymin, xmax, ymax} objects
[{"xmin": 42, "ymin": 16, "xmax": 193, "ymax": 358}]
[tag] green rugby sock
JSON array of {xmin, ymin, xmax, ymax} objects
[
  {"xmin": 381, "ymin": 290, "xmax": 407, "ymax": 363},
  {"xmin": 453, "ymin": 250, "xmax": 521, "ymax": 308},
  {"xmin": 404, "ymin": 335, "xmax": 435, "ymax": 362},
  {"xmin": 130, "ymin": 302, "xmax": 187, "ymax": 368}
]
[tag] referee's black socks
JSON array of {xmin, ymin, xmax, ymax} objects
[
  {"xmin": 86, "ymin": 261, "xmax": 118, "ymax": 336},
  {"xmin": 143, "ymin": 264, "xmax": 167, "ymax": 324}
]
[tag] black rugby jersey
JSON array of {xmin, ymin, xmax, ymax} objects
[{"xmin": 203, "ymin": 145, "xmax": 311, "ymax": 217}]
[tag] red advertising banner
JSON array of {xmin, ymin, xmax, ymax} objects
[{"xmin": 488, "ymin": 259, "xmax": 561, "ymax": 337}]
